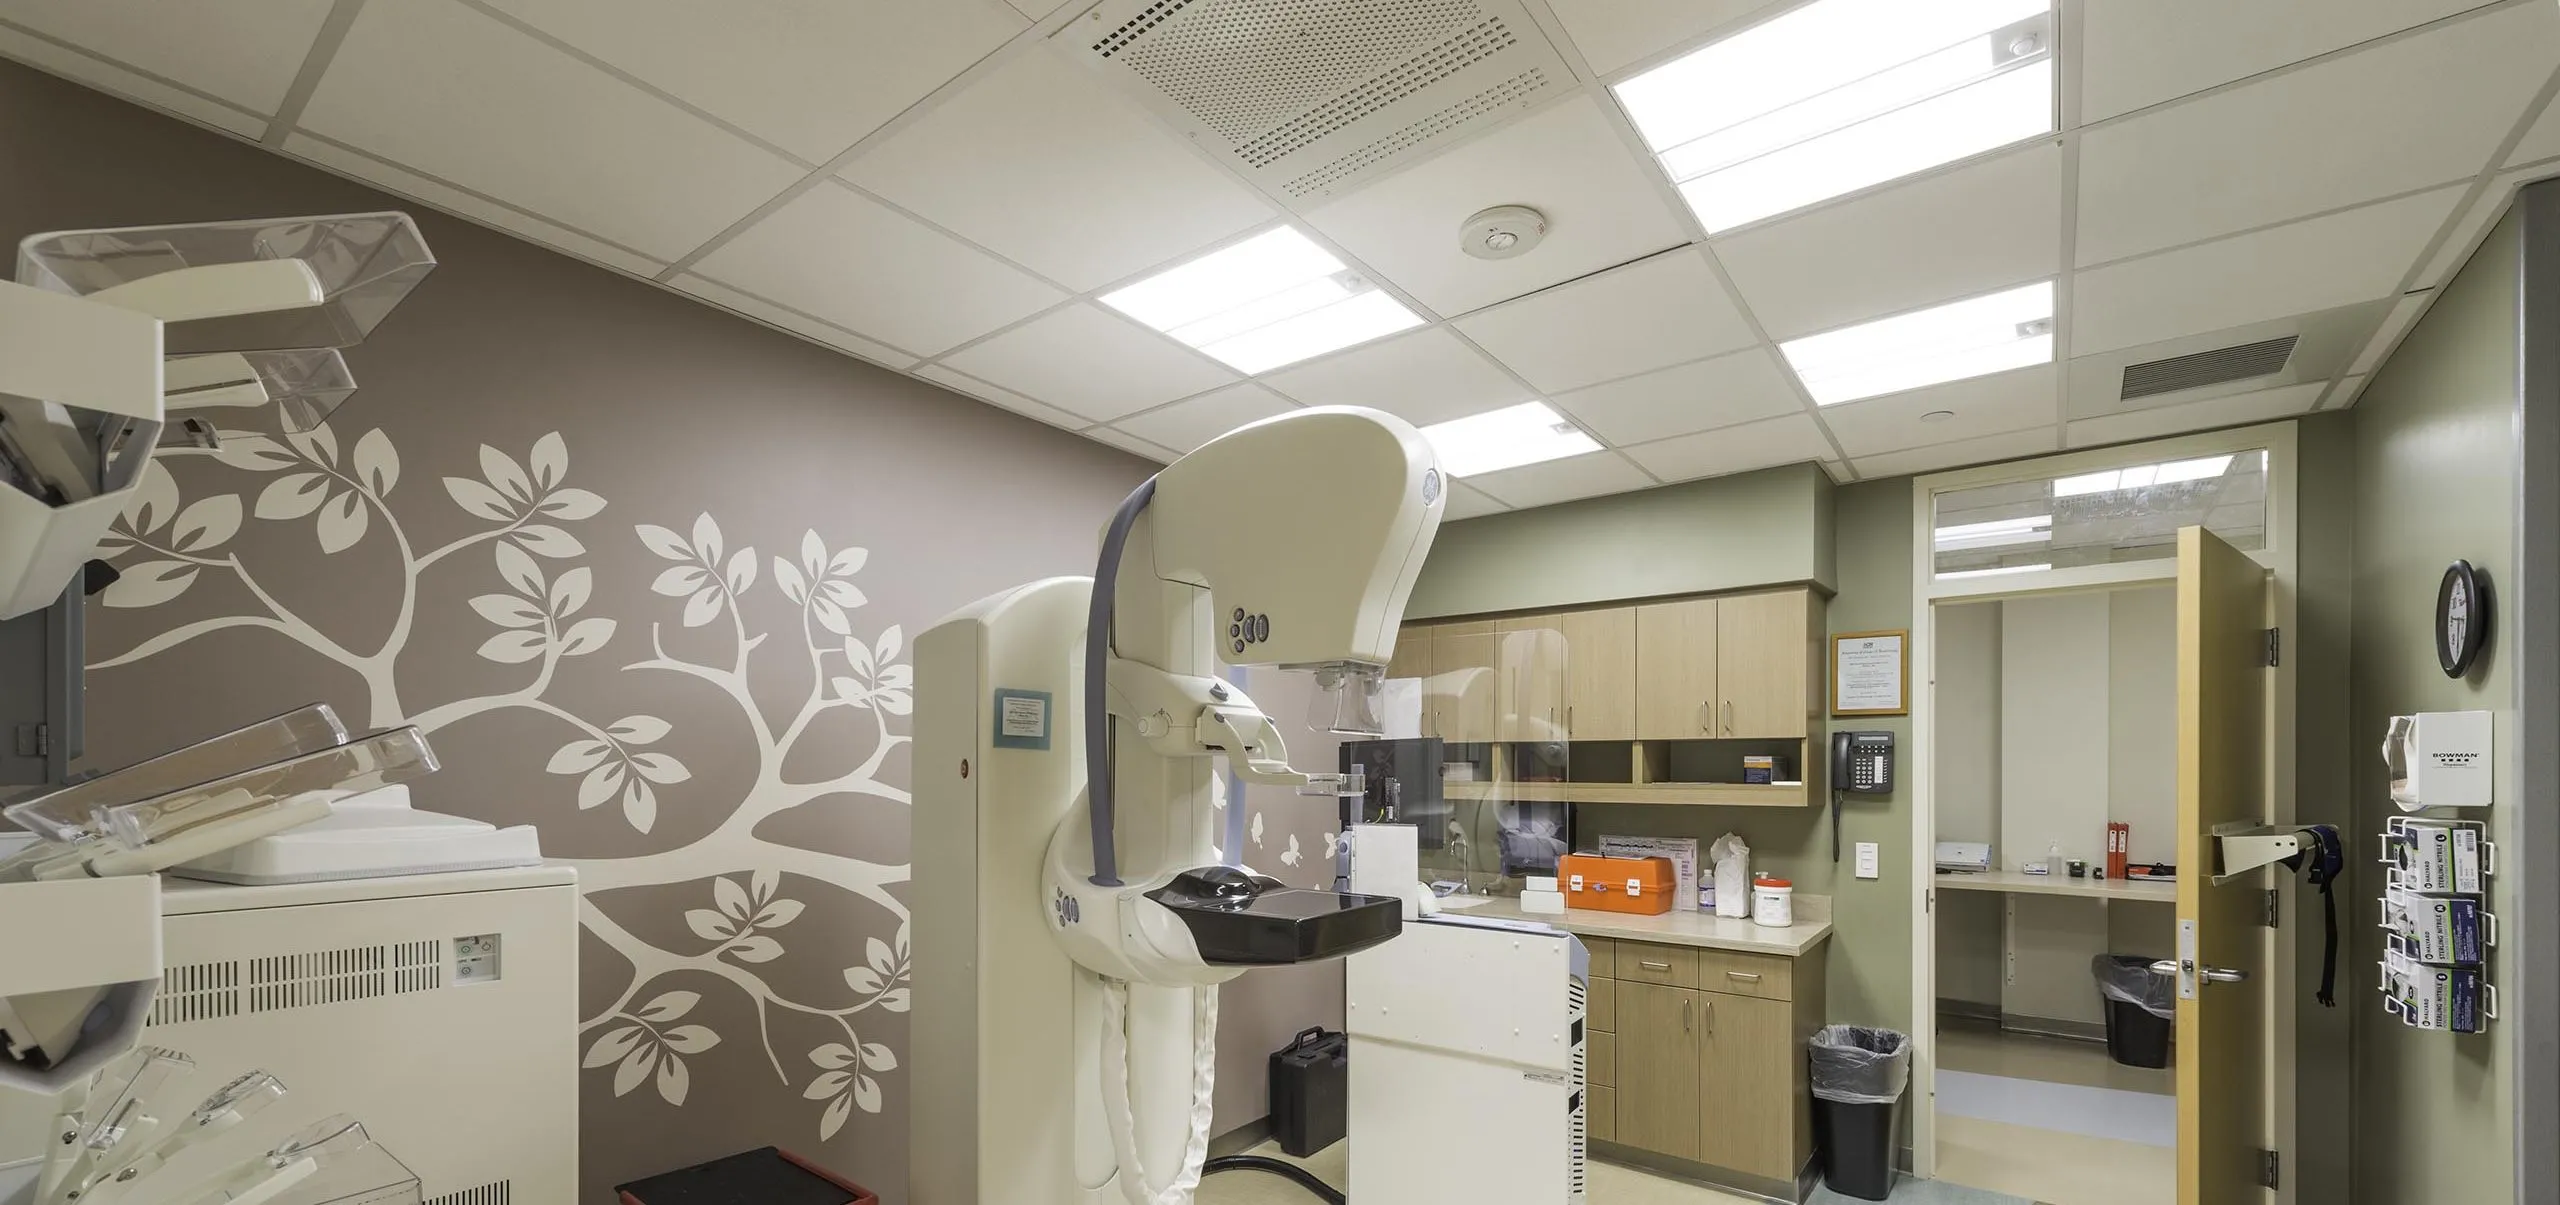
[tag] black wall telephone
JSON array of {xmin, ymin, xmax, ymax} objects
[{"xmin": 1832, "ymin": 731, "xmax": 1895, "ymax": 793}]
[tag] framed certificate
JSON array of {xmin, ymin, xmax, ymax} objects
[{"xmin": 1831, "ymin": 630, "xmax": 1908, "ymax": 716}]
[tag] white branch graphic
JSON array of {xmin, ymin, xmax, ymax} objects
[{"xmin": 95, "ymin": 423, "xmax": 911, "ymax": 1138}]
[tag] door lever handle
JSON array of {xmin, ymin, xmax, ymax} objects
[{"xmin": 2150, "ymin": 958, "xmax": 2247, "ymax": 984}]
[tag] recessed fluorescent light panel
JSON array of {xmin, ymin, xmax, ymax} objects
[
  {"xmin": 1100, "ymin": 227, "xmax": 1424, "ymax": 375},
  {"xmin": 1781, "ymin": 280, "xmax": 2053, "ymax": 405},
  {"xmin": 1616, "ymin": 0, "xmax": 2055, "ymax": 232},
  {"xmin": 2052, "ymin": 454, "xmax": 2237, "ymax": 498},
  {"xmin": 1420, "ymin": 402, "xmax": 1601, "ymax": 477}
]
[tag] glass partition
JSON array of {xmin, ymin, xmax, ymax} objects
[{"xmin": 1930, "ymin": 447, "xmax": 2268, "ymax": 581}]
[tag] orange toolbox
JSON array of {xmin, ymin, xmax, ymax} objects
[{"xmin": 1558, "ymin": 853, "xmax": 1677, "ymax": 916}]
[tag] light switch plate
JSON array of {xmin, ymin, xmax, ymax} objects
[{"xmin": 1855, "ymin": 842, "xmax": 1879, "ymax": 880}]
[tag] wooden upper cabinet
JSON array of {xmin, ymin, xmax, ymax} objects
[
  {"xmin": 1430, "ymin": 626, "xmax": 1500, "ymax": 744},
  {"xmin": 1386, "ymin": 625, "xmax": 1431, "ymax": 684},
  {"xmin": 1494, "ymin": 619, "xmax": 1569, "ymax": 742},
  {"xmin": 1716, "ymin": 591, "xmax": 1812, "ymax": 738},
  {"xmin": 1636, "ymin": 598, "xmax": 1721, "ymax": 740},
  {"xmin": 1556, "ymin": 607, "xmax": 1637, "ymax": 741}
]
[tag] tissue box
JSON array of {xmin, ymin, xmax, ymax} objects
[{"xmin": 1519, "ymin": 889, "xmax": 1564, "ymax": 914}]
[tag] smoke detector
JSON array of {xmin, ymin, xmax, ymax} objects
[{"xmin": 1461, "ymin": 205, "xmax": 1547, "ymax": 260}]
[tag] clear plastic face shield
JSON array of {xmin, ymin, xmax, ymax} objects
[{"xmin": 1294, "ymin": 660, "xmax": 1388, "ymax": 738}]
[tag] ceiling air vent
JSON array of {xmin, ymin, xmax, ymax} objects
[
  {"xmin": 1066, "ymin": 0, "xmax": 1571, "ymax": 202},
  {"xmin": 2119, "ymin": 336, "xmax": 2298, "ymax": 401}
]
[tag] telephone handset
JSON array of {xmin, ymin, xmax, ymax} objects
[{"xmin": 1832, "ymin": 731, "xmax": 1895, "ymax": 794}]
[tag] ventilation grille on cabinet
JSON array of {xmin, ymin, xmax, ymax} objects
[
  {"xmin": 2120, "ymin": 335, "xmax": 2299, "ymax": 401},
  {"xmin": 1567, "ymin": 976, "xmax": 1588, "ymax": 1205},
  {"xmin": 150, "ymin": 940, "xmax": 446, "ymax": 1027},
  {"xmin": 425, "ymin": 1181, "xmax": 511, "ymax": 1205},
  {"xmin": 1069, "ymin": 0, "xmax": 1571, "ymax": 200}
]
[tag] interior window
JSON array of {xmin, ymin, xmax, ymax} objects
[{"xmin": 1930, "ymin": 448, "xmax": 2269, "ymax": 580}]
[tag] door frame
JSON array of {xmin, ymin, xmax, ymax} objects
[{"xmin": 1905, "ymin": 422, "xmax": 2299, "ymax": 1193}]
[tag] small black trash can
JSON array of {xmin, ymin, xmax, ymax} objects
[
  {"xmin": 1809, "ymin": 1025, "xmax": 1910, "ymax": 1202},
  {"xmin": 2093, "ymin": 954, "xmax": 2175, "ymax": 1069},
  {"xmin": 1268, "ymin": 1026, "xmax": 1348, "ymax": 1157}
]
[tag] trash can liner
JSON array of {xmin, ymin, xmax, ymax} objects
[
  {"xmin": 1808, "ymin": 1025, "xmax": 1910, "ymax": 1106},
  {"xmin": 2093, "ymin": 953, "xmax": 2175, "ymax": 1019}
]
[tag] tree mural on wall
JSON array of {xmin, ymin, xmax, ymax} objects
[{"xmin": 94, "ymin": 421, "xmax": 911, "ymax": 1142}]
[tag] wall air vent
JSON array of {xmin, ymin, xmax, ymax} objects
[
  {"xmin": 2120, "ymin": 336, "xmax": 2298, "ymax": 401},
  {"xmin": 426, "ymin": 1182, "xmax": 512, "ymax": 1205},
  {"xmin": 1065, "ymin": 0, "xmax": 1571, "ymax": 201},
  {"xmin": 149, "ymin": 939, "xmax": 448, "ymax": 1027}
]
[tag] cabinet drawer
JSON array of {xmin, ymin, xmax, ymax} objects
[
  {"xmin": 1583, "ymin": 937, "xmax": 1615, "ymax": 980},
  {"xmin": 1616, "ymin": 943, "xmax": 1698, "ymax": 989},
  {"xmin": 1588, "ymin": 977, "xmax": 1615, "ymax": 1032},
  {"xmin": 1695, "ymin": 949, "xmax": 1791, "ymax": 1001},
  {"xmin": 1588, "ymin": 1029, "xmax": 1616, "ymax": 1088},
  {"xmin": 1588, "ymin": 1085, "xmax": 1616, "ymax": 1145}
]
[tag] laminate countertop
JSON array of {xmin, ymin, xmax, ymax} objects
[{"xmin": 1438, "ymin": 895, "xmax": 1833, "ymax": 957}]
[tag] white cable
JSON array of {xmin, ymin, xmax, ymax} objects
[{"xmin": 1097, "ymin": 976, "xmax": 1218, "ymax": 1205}]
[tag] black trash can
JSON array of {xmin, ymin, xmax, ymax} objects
[
  {"xmin": 2093, "ymin": 954, "xmax": 2175, "ymax": 1069},
  {"xmin": 1809, "ymin": 1025, "xmax": 1911, "ymax": 1202}
]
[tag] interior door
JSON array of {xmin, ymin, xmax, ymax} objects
[{"xmin": 2174, "ymin": 526, "xmax": 2272, "ymax": 1203}]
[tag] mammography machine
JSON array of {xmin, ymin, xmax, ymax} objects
[{"xmin": 913, "ymin": 408, "xmax": 1444, "ymax": 1204}]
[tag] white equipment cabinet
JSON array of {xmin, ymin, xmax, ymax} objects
[
  {"xmin": 1345, "ymin": 915, "xmax": 1589, "ymax": 1204},
  {"xmin": 143, "ymin": 866, "xmax": 579, "ymax": 1205}
]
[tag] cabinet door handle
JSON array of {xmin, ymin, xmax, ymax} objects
[
  {"xmin": 1567, "ymin": 705, "xmax": 1574, "ymax": 734},
  {"xmin": 1723, "ymin": 699, "xmax": 1734, "ymax": 735},
  {"xmin": 1639, "ymin": 960, "xmax": 1673, "ymax": 972},
  {"xmin": 1682, "ymin": 998, "xmax": 1691, "ymax": 1033},
  {"xmin": 1723, "ymin": 971, "xmax": 1762, "ymax": 983},
  {"xmin": 1704, "ymin": 997, "xmax": 1715, "ymax": 1035},
  {"xmin": 1698, "ymin": 701, "xmax": 1710, "ymax": 734}
]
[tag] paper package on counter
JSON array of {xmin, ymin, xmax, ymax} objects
[
  {"xmin": 1600, "ymin": 835, "xmax": 1700, "ymax": 912},
  {"xmin": 1710, "ymin": 833, "xmax": 1750, "ymax": 919}
]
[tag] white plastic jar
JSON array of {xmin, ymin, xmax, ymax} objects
[{"xmin": 1752, "ymin": 876, "xmax": 1793, "ymax": 928}]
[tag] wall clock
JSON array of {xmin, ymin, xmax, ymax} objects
[{"xmin": 2437, "ymin": 560, "xmax": 2488, "ymax": 678}]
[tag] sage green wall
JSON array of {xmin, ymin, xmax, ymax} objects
[
  {"xmin": 2348, "ymin": 209, "xmax": 2520, "ymax": 1203},
  {"xmin": 1404, "ymin": 464, "xmax": 1836, "ymax": 618},
  {"xmin": 2291, "ymin": 410, "xmax": 2356, "ymax": 1205},
  {"xmin": 1573, "ymin": 479, "xmax": 1915, "ymax": 1030}
]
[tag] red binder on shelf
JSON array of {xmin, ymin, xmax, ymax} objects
[{"xmin": 2107, "ymin": 823, "xmax": 2129, "ymax": 881}]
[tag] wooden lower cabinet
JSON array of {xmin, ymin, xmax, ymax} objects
[
  {"xmin": 1698, "ymin": 991, "xmax": 1797, "ymax": 1178},
  {"xmin": 1612, "ymin": 981, "xmax": 1703, "ymax": 1161}
]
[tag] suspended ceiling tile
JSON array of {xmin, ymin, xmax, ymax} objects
[
  {"xmin": 840, "ymin": 47, "xmax": 1274, "ymax": 292},
  {"xmin": 1540, "ymin": 0, "xmax": 1775, "ymax": 76},
  {"xmin": 913, "ymin": 364, "xmax": 1086, "ymax": 430},
  {"xmin": 1008, "ymin": 0, "xmax": 1073, "ymax": 17},
  {"xmin": 2072, "ymin": 185, "xmax": 2465, "ymax": 356},
  {"xmin": 0, "ymin": 0, "xmax": 333, "ymax": 114},
  {"xmin": 1466, "ymin": 451, "xmax": 1654, "ymax": 509},
  {"xmin": 937, "ymin": 304, "xmax": 1237, "ymax": 422},
  {"xmin": 282, "ymin": 133, "xmax": 667, "ymax": 278},
  {"xmin": 1260, "ymin": 326, "xmax": 1532, "ymax": 427},
  {"xmin": 2074, "ymin": 3, "xmax": 2558, "ymax": 267},
  {"xmin": 1114, "ymin": 384, "xmax": 1298, "ymax": 453},
  {"xmin": 1714, "ymin": 144, "xmax": 2064, "ymax": 341},
  {"xmin": 2063, "ymin": 381, "xmax": 2325, "ymax": 447},
  {"xmin": 1818, "ymin": 364, "xmax": 2060, "ymax": 459},
  {"xmin": 1452, "ymin": 250, "xmax": 1758, "ymax": 394},
  {"xmin": 1444, "ymin": 481, "xmax": 1510, "ymax": 520},
  {"xmin": 0, "ymin": 25, "xmax": 268, "ymax": 138},
  {"xmin": 1304, "ymin": 94, "xmax": 1692, "ymax": 315},
  {"xmin": 1083, "ymin": 425, "xmax": 1180, "ymax": 463},
  {"xmin": 1849, "ymin": 426, "xmax": 2059, "ymax": 481},
  {"xmin": 2079, "ymin": 0, "xmax": 2497, "ymax": 124},
  {"xmin": 1551, "ymin": 348, "xmax": 1802, "ymax": 446},
  {"xmin": 2510, "ymin": 92, "xmax": 2560, "ymax": 167},
  {"xmin": 670, "ymin": 275, "xmax": 917, "ymax": 368},
  {"xmin": 2417, "ymin": 168, "xmax": 2551, "ymax": 287},
  {"xmin": 1622, "ymin": 413, "xmax": 1833, "ymax": 483},
  {"xmin": 693, "ymin": 183, "xmax": 1064, "ymax": 357},
  {"xmin": 301, "ymin": 1, "xmax": 804, "ymax": 261},
  {"xmin": 475, "ymin": 0, "xmax": 1025, "ymax": 162}
]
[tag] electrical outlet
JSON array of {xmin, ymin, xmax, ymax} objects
[{"xmin": 1855, "ymin": 842, "xmax": 1880, "ymax": 880}]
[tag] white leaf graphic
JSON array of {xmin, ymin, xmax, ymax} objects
[
  {"xmin": 728, "ymin": 936, "xmax": 783, "ymax": 963},
  {"xmin": 685, "ymin": 909, "xmax": 736, "ymax": 941},
  {"xmin": 481, "ymin": 444, "xmax": 532, "ymax": 503},
  {"xmin": 471, "ymin": 593, "xmax": 546, "ymax": 630},
  {"xmin": 810, "ymin": 1043, "xmax": 857, "ymax": 1070},
  {"xmin": 873, "ymin": 690, "xmax": 912, "ymax": 717},
  {"xmin": 800, "ymin": 530, "xmax": 826, "ymax": 577},
  {"xmin": 877, "ymin": 625, "xmax": 903, "ymax": 666},
  {"xmin": 751, "ymin": 868, "xmax": 779, "ymax": 905},
  {"xmin": 691, "ymin": 513, "xmax": 723, "ymax": 565},
  {"xmin": 821, "ymin": 1093, "xmax": 852, "ymax": 1140},
  {"xmin": 353, "ymin": 429, "xmax": 397, "ymax": 496},
  {"xmin": 842, "ymin": 634, "xmax": 875, "ymax": 676},
  {"xmin": 660, "ymin": 1025, "xmax": 719, "ymax": 1055},
  {"xmin": 757, "ymin": 898, "xmax": 804, "ymax": 928},
  {"xmin": 854, "ymin": 1074, "xmax": 881, "ymax": 1113},
  {"xmin": 774, "ymin": 556, "xmax": 807, "ymax": 605},
  {"xmin": 652, "ymin": 564, "xmax": 709, "ymax": 597},
  {"xmin": 714, "ymin": 876, "xmax": 751, "ymax": 921},
  {"xmin": 623, "ymin": 778, "xmax": 658, "ymax": 832},
  {"xmin": 477, "ymin": 630, "xmax": 547, "ymax": 664},
  {"xmin": 545, "ymin": 739, "xmax": 610, "ymax": 774},
  {"xmin": 867, "ymin": 936, "xmax": 898, "ymax": 976},
  {"xmin": 821, "ymin": 578, "xmax": 867, "ymax": 608},
  {"xmin": 842, "ymin": 966, "xmax": 885, "ymax": 995},
  {"xmin": 683, "ymin": 586, "xmax": 724, "ymax": 628},
  {"xmin": 1251, "ymin": 811, "xmax": 1265, "ymax": 847},
  {"xmin": 127, "ymin": 461, "xmax": 179, "ymax": 534},
  {"xmin": 578, "ymin": 763, "xmax": 624, "ymax": 810},
  {"xmin": 860, "ymin": 1042, "xmax": 898, "ymax": 1072},
  {"xmin": 549, "ymin": 566, "xmax": 593, "ymax": 618},
  {"xmin": 608, "ymin": 715, "xmax": 670, "ymax": 744},
  {"xmin": 444, "ymin": 476, "xmax": 515, "ymax": 521},
  {"xmin": 287, "ymin": 424, "xmax": 338, "ymax": 469},
  {"xmin": 171, "ymin": 496, "xmax": 241, "ymax": 552},
  {"xmin": 255, "ymin": 473, "xmax": 331, "ymax": 520},
  {"xmin": 316, "ymin": 490, "xmax": 368, "ymax": 554},
  {"xmin": 559, "ymin": 617, "xmax": 616, "ymax": 656},
  {"xmin": 636, "ymin": 524, "xmax": 692, "ymax": 562},
  {"xmin": 511, "ymin": 524, "xmax": 584, "ymax": 558},
  {"xmin": 878, "ymin": 988, "xmax": 910, "ymax": 1012},
  {"xmin": 655, "ymin": 1052, "xmax": 690, "ymax": 1106},
  {"xmin": 495, "ymin": 542, "xmax": 544, "ymax": 598},
  {"xmin": 811, "ymin": 596, "xmax": 851, "ymax": 637},
  {"xmin": 212, "ymin": 435, "xmax": 297, "ymax": 472},
  {"xmin": 725, "ymin": 547, "xmax": 756, "ymax": 594},
  {"xmin": 539, "ymin": 488, "xmax": 604, "ymax": 520},
  {"xmin": 629, "ymin": 752, "xmax": 691, "ymax": 785},
  {"xmin": 829, "ymin": 546, "xmax": 868, "ymax": 577},
  {"xmin": 530, "ymin": 432, "xmax": 567, "ymax": 490},
  {"xmin": 583, "ymin": 1025, "xmax": 641, "ymax": 1069},
  {"xmin": 103, "ymin": 561, "xmax": 197, "ymax": 609},
  {"xmin": 613, "ymin": 1044, "xmax": 656, "ymax": 1097},
  {"xmin": 638, "ymin": 990, "xmax": 699, "ymax": 1023}
]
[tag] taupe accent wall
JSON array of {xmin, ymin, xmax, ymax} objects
[{"xmin": 0, "ymin": 61, "xmax": 1155, "ymax": 1204}]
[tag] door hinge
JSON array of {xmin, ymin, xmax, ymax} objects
[
  {"xmin": 2258, "ymin": 1148, "xmax": 2281, "ymax": 1189},
  {"xmin": 2260, "ymin": 627, "xmax": 2281, "ymax": 667},
  {"xmin": 13, "ymin": 723, "xmax": 46, "ymax": 758},
  {"xmin": 2264, "ymin": 888, "xmax": 2281, "ymax": 928}
]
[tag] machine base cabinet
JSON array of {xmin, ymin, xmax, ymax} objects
[{"xmin": 1584, "ymin": 936, "xmax": 1828, "ymax": 1201}]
